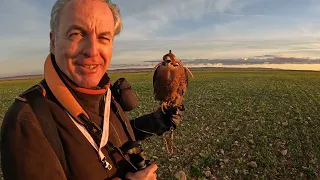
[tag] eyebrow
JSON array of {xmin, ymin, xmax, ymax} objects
[
  {"xmin": 66, "ymin": 25, "xmax": 86, "ymax": 35},
  {"xmin": 66, "ymin": 25, "xmax": 112, "ymax": 37},
  {"xmin": 98, "ymin": 31, "xmax": 112, "ymax": 37}
]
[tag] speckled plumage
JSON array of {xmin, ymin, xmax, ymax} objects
[{"xmin": 152, "ymin": 50, "xmax": 189, "ymax": 107}]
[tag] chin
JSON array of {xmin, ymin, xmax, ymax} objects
[
  {"xmin": 80, "ymin": 81, "xmax": 99, "ymax": 88},
  {"xmin": 70, "ymin": 65, "xmax": 106, "ymax": 88},
  {"xmin": 73, "ymin": 74, "xmax": 102, "ymax": 88}
]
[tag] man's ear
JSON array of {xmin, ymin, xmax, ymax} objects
[{"xmin": 50, "ymin": 31, "xmax": 55, "ymax": 54}]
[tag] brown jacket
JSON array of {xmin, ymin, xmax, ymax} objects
[{"xmin": 1, "ymin": 79, "xmax": 139, "ymax": 180}]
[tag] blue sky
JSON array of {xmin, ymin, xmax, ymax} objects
[{"xmin": 1, "ymin": 0, "xmax": 320, "ymax": 76}]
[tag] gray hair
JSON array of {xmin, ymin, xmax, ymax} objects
[{"xmin": 50, "ymin": 0, "xmax": 122, "ymax": 36}]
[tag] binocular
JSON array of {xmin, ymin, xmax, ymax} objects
[{"xmin": 120, "ymin": 141, "xmax": 151, "ymax": 171}]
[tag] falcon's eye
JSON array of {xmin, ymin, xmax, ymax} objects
[{"xmin": 166, "ymin": 60, "xmax": 171, "ymax": 63}]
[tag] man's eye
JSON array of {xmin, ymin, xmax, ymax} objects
[
  {"xmin": 99, "ymin": 37, "xmax": 111, "ymax": 42},
  {"xmin": 69, "ymin": 32, "xmax": 82, "ymax": 37},
  {"xmin": 68, "ymin": 32, "xmax": 83, "ymax": 42}
]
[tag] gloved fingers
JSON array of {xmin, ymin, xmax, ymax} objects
[
  {"xmin": 162, "ymin": 104, "xmax": 184, "ymax": 126},
  {"xmin": 178, "ymin": 104, "xmax": 185, "ymax": 111},
  {"xmin": 165, "ymin": 105, "xmax": 177, "ymax": 114},
  {"xmin": 166, "ymin": 104, "xmax": 185, "ymax": 115},
  {"xmin": 171, "ymin": 108, "xmax": 183, "ymax": 125},
  {"xmin": 171, "ymin": 114, "xmax": 182, "ymax": 126},
  {"xmin": 175, "ymin": 108, "xmax": 183, "ymax": 116}
]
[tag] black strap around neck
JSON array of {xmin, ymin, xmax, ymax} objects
[{"xmin": 23, "ymin": 84, "xmax": 69, "ymax": 175}]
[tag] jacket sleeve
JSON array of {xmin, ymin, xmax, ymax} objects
[{"xmin": 1, "ymin": 116, "xmax": 67, "ymax": 180}]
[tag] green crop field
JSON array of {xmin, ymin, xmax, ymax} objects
[{"xmin": 1, "ymin": 70, "xmax": 320, "ymax": 179}]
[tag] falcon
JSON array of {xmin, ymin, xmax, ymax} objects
[{"xmin": 152, "ymin": 50, "xmax": 194, "ymax": 113}]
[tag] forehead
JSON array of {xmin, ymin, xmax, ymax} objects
[{"xmin": 58, "ymin": 0, "xmax": 114, "ymax": 33}]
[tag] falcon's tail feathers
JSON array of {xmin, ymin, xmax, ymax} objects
[
  {"xmin": 177, "ymin": 61, "xmax": 194, "ymax": 78},
  {"xmin": 185, "ymin": 66, "xmax": 194, "ymax": 78}
]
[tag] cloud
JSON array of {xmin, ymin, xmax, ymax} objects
[
  {"xmin": 113, "ymin": 0, "xmax": 320, "ymax": 62},
  {"xmin": 0, "ymin": 0, "xmax": 51, "ymax": 77},
  {"xmin": 0, "ymin": 0, "xmax": 50, "ymax": 59},
  {"xmin": 1, "ymin": 0, "xmax": 320, "ymax": 77},
  {"xmin": 116, "ymin": 0, "xmax": 253, "ymax": 40}
]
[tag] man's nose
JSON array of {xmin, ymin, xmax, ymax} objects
[{"xmin": 83, "ymin": 36, "xmax": 98, "ymax": 57}]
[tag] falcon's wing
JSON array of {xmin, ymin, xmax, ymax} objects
[{"xmin": 153, "ymin": 65, "xmax": 161, "ymax": 87}]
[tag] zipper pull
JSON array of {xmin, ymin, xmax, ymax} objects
[{"xmin": 102, "ymin": 158, "xmax": 112, "ymax": 170}]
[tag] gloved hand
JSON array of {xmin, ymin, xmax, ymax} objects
[
  {"xmin": 163, "ymin": 104, "xmax": 185, "ymax": 129},
  {"xmin": 131, "ymin": 104, "xmax": 184, "ymax": 140}
]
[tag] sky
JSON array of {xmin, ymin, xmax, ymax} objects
[{"xmin": 1, "ymin": 0, "xmax": 320, "ymax": 77}]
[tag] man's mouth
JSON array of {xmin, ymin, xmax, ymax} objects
[
  {"xmin": 76, "ymin": 63, "xmax": 100, "ymax": 74},
  {"xmin": 83, "ymin": 65, "xmax": 98, "ymax": 69}
]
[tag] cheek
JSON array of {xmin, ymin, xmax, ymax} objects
[
  {"xmin": 59, "ymin": 41, "xmax": 81, "ymax": 59},
  {"xmin": 54, "ymin": 40, "xmax": 81, "ymax": 73},
  {"xmin": 55, "ymin": 39, "xmax": 80, "ymax": 59},
  {"xmin": 100, "ymin": 45, "xmax": 113, "ymax": 66}
]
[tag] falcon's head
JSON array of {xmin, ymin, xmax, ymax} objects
[{"xmin": 163, "ymin": 50, "xmax": 180, "ymax": 67}]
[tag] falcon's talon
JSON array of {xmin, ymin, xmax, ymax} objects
[{"xmin": 161, "ymin": 102, "xmax": 168, "ymax": 114}]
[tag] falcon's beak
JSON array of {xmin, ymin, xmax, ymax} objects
[{"xmin": 164, "ymin": 59, "xmax": 171, "ymax": 66}]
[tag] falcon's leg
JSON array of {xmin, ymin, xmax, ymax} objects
[{"xmin": 173, "ymin": 96, "xmax": 183, "ymax": 110}]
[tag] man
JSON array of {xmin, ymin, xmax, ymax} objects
[{"xmin": 1, "ymin": 0, "xmax": 182, "ymax": 179}]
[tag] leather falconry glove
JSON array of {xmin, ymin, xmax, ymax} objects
[
  {"xmin": 131, "ymin": 105, "xmax": 184, "ymax": 140},
  {"xmin": 165, "ymin": 105, "xmax": 185, "ymax": 129}
]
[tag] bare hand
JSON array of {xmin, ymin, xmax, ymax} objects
[{"xmin": 125, "ymin": 163, "xmax": 158, "ymax": 180}]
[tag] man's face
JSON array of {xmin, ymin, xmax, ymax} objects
[{"xmin": 50, "ymin": 0, "xmax": 114, "ymax": 88}]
